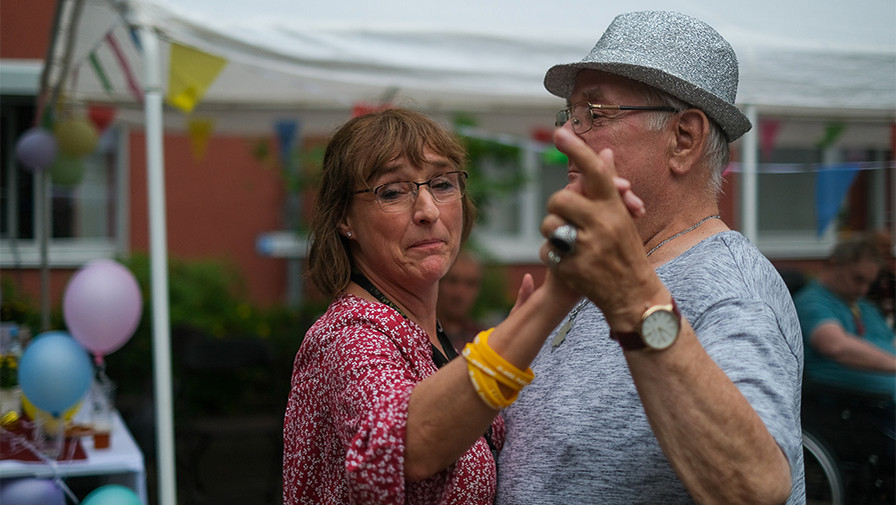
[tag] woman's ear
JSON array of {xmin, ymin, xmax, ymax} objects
[
  {"xmin": 337, "ymin": 220, "xmax": 354, "ymax": 239},
  {"xmin": 669, "ymin": 109, "xmax": 709, "ymax": 175}
]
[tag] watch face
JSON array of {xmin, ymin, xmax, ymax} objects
[{"xmin": 641, "ymin": 308, "xmax": 680, "ymax": 350}]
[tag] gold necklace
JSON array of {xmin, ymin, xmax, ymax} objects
[
  {"xmin": 551, "ymin": 215, "xmax": 721, "ymax": 351},
  {"xmin": 645, "ymin": 215, "xmax": 720, "ymax": 257}
]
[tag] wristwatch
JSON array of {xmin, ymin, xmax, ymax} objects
[{"xmin": 610, "ymin": 298, "xmax": 681, "ymax": 351}]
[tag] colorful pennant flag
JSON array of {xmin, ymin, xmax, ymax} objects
[
  {"xmin": 816, "ymin": 122, "xmax": 846, "ymax": 150},
  {"xmin": 87, "ymin": 104, "xmax": 117, "ymax": 131},
  {"xmin": 759, "ymin": 119, "xmax": 780, "ymax": 160},
  {"xmin": 815, "ymin": 165, "xmax": 860, "ymax": 236},
  {"xmin": 274, "ymin": 119, "xmax": 301, "ymax": 168},
  {"xmin": 166, "ymin": 43, "xmax": 228, "ymax": 114},
  {"xmin": 88, "ymin": 53, "xmax": 114, "ymax": 94},
  {"xmin": 188, "ymin": 118, "xmax": 215, "ymax": 161},
  {"xmin": 105, "ymin": 33, "xmax": 143, "ymax": 104}
]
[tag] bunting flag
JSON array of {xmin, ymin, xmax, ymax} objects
[
  {"xmin": 759, "ymin": 119, "xmax": 780, "ymax": 160},
  {"xmin": 188, "ymin": 118, "xmax": 215, "ymax": 161},
  {"xmin": 88, "ymin": 53, "xmax": 114, "ymax": 94},
  {"xmin": 87, "ymin": 104, "xmax": 117, "ymax": 132},
  {"xmin": 274, "ymin": 119, "xmax": 300, "ymax": 168},
  {"xmin": 352, "ymin": 102, "xmax": 390, "ymax": 117},
  {"xmin": 816, "ymin": 122, "xmax": 846, "ymax": 150},
  {"xmin": 166, "ymin": 43, "xmax": 228, "ymax": 114},
  {"xmin": 128, "ymin": 27, "xmax": 142, "ymax": 53},
  {"xmin": 105, "ymin": 33, "xmax": 143, "ymax": 104},
  {"xmin": 815, "ymin": 165, "xmax": 860, "ymax": 236}
]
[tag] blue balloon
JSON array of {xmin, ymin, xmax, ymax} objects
[
  {"xmin": 0, "ymin": 478, "xmax": 65, "ymax": 505},
  {"xmin": 81, "ymin": 485, "xmax": 142, "ymax": 505},
  {"xmin": 17, "ymin": 332, "xmax": 92, "ymax": 417}
]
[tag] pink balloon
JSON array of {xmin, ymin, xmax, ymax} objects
[
  {"xmin": 15, "ymin": 127, "xmax": 58, "ymax": 171},
  {"xmin": 62, "ymin": 259, "xmax": 143, "ymax": 359}
]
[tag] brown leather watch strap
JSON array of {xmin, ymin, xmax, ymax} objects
[
  {"xmin": 609, "ymin": 328, "xmax": 648, "ymax": 350},
  {"xmin": 609, "ymin": 298, "xmax": 680, "ymax": 351}
]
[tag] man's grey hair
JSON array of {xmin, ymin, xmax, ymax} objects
[{"xmin": 640, "ymin": 87, "xmax": 729, "ymax": 197}]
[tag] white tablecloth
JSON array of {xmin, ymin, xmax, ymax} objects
[{"xmin": 0, "ymin": 411, "xmax": 147, "ymax": 503}]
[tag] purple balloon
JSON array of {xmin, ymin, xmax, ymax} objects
[
  {"xmin": 15, "ymin": 127, "xmax": 58, "ymax": 171},
  {"xmin": 0, "ymin": 478, "xmax": 65, "ymax": 505},
  {"xmin": 63, "ymin": 259, "xmax": 143, "ymax": 360}
]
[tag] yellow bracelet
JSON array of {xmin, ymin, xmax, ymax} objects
[
  {"xmin": 462, "ymin": 327, "xmax": 535, "ymax": 410},
  {"xmin": 474, "ymin": 329, "xmax": 535, "ymax": 388},
  {"xmin": 466, "ymin": 361, "xmax": 518, "ymax": 410},
  {"xmin": 463, "ymin": 343, "xmax": 520, "ymax": 389}
]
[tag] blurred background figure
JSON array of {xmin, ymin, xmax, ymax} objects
[
  {"xmin": 794, "ymin": 235, "xmax": 896, "ymax": 397},
  {"xmin": 438, "ymin": 250, "xmax": 487, "ymax": 352},
  {"xmin": 867, "ymin": 229, "xmax": 895, "ymax": 331},
  {"xmin": 795, "ymin": 235, "xmax": 896, "ymax": 501}
]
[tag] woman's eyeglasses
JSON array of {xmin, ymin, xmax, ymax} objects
[{"xmin": 354, "ymin": 171, "xmax": 468, "ymax": 212}]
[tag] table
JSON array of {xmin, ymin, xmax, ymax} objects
[{"xmin": 0, "ymin": 411, "xmax": 147, "ymax": 503}]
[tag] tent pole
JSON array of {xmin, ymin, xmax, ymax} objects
[
  {"xmin": 138, "ymin": 24, "xmax": 178, "ymax": 505},
  {"xmin": 740, "ymin": 105, "xmax": 759, "ymax": 244}
]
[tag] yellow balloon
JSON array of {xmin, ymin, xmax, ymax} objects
[
  {"xmin": 54, "ymin": 118, "xmax": 99, "ymax": 157},
  {"xmin": 21, "ymin": 394, "xmax": 81, "ymax": 432}
]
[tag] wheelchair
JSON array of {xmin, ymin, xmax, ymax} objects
[{"xmin": 801, "ymin": 380, "xmax": 895, "ymax": 504}]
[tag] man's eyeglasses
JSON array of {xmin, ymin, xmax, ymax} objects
[
  {"xmin": 555, "ymin": 103, "xmax": 678, "ymax": 134},
  {"xmin": 354, "ymin": 170, "xmax": 468, "ymax": 213}
]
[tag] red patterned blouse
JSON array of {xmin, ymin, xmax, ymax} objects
[{"xmin": 283, "ymin": 294, "xmax": 505, "ymax": 504}]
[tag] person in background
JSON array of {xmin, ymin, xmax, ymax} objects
[
  {"xmin": 437, "ymin": 250, "xmax": 488, "ymax": 352},
  {"xmin": 794, "ymin": 235, "xmax": 896, "ymax": 398},
  {"xmin": 867, "ymin": 229, "xmax": 895, "ymax": 330},
  {"xmin": 283, "ymin": 107, "xmax": 591, "ymax": 504},
  {"xmin": 496, "ymin": 11, "xmax": 804, "ymax": 504}
]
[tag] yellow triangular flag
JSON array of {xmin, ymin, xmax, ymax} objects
[
  {"xmin": 188, "ymin": 118, "xmax": 214, "ymax": 161},
  {"xmin": 166, "ymin": 43, "xmax": 228, "ymax": 114}
]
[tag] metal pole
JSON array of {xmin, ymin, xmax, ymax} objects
[
  {"xmin": 38, "ymin": 169, "xmax": 51, "ymax": 331},
  {"xmin": 740, "ymin": 104, "xmax": 759, "ymax": 244},
  {"xmin": 138, "ymin": 24, "xmax": 178, "ymax": 505}
]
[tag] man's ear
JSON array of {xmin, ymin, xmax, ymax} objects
[{"xmin": 669, "ymin": 109, "xmax": 710, "ymax": 175}]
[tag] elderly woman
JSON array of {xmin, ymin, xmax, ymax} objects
[{"xmin": 282, "ymin": 108, "xmax": 580, "ymax": 504}]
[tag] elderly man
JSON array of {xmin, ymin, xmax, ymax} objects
[{"xmin": 497, "ymin": 11, "xmax": 804, "ymax": 504}]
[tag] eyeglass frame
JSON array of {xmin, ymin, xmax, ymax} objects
[
  {"xmin": 555, "ymin": 102, "xmax": 678, "ymax": 134},
  {"xmin": 353, "ymin": 170, "xmax": 469, "ymax": 213}
]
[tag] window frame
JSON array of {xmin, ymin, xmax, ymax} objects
[{"xmin": 0, "ymin": 61, "xmax": 129, "ymax": 268}]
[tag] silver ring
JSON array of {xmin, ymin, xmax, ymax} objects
[
  {"xmin": 546, "ymin": 250, "xmax": 562, "ymax": 268},
  {"xmin": 549, "ymin": 224, "xmax": 577, "ymax": 254}
]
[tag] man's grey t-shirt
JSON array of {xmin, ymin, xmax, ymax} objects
[{"xmin": 496, "ymin": 231, "xmax": 805, "ymax": 504}]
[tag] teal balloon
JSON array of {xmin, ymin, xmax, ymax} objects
[
  {"xmin": 49, "ymin": 153, "xmax": 86, "ymax": 187},
  {"xmin": 17, "ymin": 332, "xmax": 92, "ymax": 417},
  {"xmin": 81, "ymin": 485, "xmax": 142, "ymax": 505}
]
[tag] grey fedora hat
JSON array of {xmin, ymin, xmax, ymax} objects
[{"xmin": 544, "ymin": 11, "xmax": 752, "ymax": 141}]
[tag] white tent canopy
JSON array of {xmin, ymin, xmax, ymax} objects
[
  {"xmin": 37, "ymin": 1, "xmax": 896, "ymax": 503},
  {"xmin": 51, "ymin": 0, "xmax": 896, "ymax": 136}
]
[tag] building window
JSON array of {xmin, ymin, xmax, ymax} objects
[
  {"xmin": 751, "ymin": 117, "xmax": 892, "ymax": 259},
  {"xmin": 1, "ymin": 96, "xmax": 127, "ymax": 267}
]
